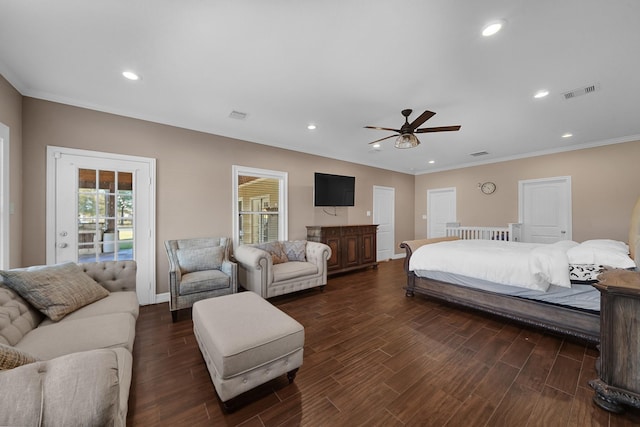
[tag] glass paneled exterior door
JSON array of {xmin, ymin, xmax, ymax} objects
[{"xmin": 77, "ymin": 168, "xmax": 134, "ymax": 262}]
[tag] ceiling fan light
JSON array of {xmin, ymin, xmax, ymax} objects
[
  {"xmin": 395, "ymin": 133, "xmax": 420, "ymax": 149},
  {"xmin": 482, "ymin": 20, "xmax": 505, "ymax": 37}
]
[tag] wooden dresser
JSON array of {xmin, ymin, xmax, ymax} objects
[
  {"xmin": 590, "ymin": 268, "xmax": 640, "ymax": 413},
  {"xmin": 306, "ymin": 225, "xmax": 378, "ymax": 276}
]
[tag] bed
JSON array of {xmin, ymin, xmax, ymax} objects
[{"xmin": 401, "ymin": 200, "xmax": 640, "ymax": 344}]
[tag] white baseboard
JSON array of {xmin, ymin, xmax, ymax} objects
[
  {"xmin": 391, "ymin": 252, "xmax": 406, "ymax": 260},
  {"xmin": 155, "ymin": 292, "xmax": 169, "ymax": 304}
]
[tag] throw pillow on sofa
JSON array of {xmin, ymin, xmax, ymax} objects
[
  {"xmin": 284, "ymin": 241, "xmax": 307, "ymax": 262},
  {"xmin": 0, "ymin": 343, "xmax": 38, "ymax": 370},
  {"xmin": 256, "ymin": 241, "xmax": 288, "ymax": 265},
  {"xmin": 0, "ymin": 262, "xmax": 109, "ymax": 321}
]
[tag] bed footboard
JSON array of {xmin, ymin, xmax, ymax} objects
[{"xmin": 400, "ymin": 237, "xmax": 459, "ymax": 297}]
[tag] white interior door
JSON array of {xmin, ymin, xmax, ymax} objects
[
  {"xmin": 46, "ymin": 146, "xmax": 156, "ymax": 305},
  {"xmin": 427, "ymin": 187, "xmax": 457, "ymax": 238},
  {"xmin": 373, "ymin": 186, "xmax": 394, "ymax": 260},
  {"xmin": 519, "ymin": 176, "xmax": 572, "ymax": 243}
]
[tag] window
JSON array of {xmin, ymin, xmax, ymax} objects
[{"xmin": 233, "ymin": 166, "xmax": 287, "ymax": 248}]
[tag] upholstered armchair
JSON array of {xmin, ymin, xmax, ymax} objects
[
  {"xmin": 234, "ymin": 240, "xmax": 331, "ymax": 298},
  {"xmin": 164, "ymin": 237, "xmax": 237, "ymax": 322}
]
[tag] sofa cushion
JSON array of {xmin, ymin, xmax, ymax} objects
[
  {"xmin": 0, "ymin": 342, "xmax": 38, "ymax": 370},
  {"xmin": 180, "ymin": 270, "xmax": 231, "ymax": 295},
  {"xmin": 176, "ymin": 246, "xmax": 224, "ymax": 274},
  {"xmin": 15, "ymin": 312, "xmax": 136, "ymax": 360},
  {"xmin": 284, "ymin": 240, "xmax": 307, "ymax": 262},
  {"xmin": 0, "ymin": 284, "xmax": 44, "ymax": 346},
  {"xmin": 0, "ymin": 262, "xmax": 110, "ymax": 321},
  {"xmin": 273, "ymin": 261, "xmax": 318, "ymax": 282},
  {"xmin": 39, "ymin": 291, "xmax": 139, "ymax": 326},
  {"xmin": 0, "ymin": 348, "xmax": 131, "ymax": 427}
]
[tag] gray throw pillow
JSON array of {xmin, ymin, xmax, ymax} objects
[
  {"xmin": 0, "ymin": 343, "xmax": 38, "ymax": 370},
  {"xmin": 284, "ymin": 241, "xmax": 307, "ymax": 262},
  {"xmin": 176, "ymin": 246, "xmax": 224, "ymax": 274},
  {"xmin": 0, "ymin": 262, "xmax": 110, "ymax": 321}
]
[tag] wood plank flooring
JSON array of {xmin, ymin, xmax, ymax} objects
[{"xmin": 127, "ymin": 259, "xmax": 640, "ymax": 426}]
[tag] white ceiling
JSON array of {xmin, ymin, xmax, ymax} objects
[{"xmin": 2, "ymin": 0, "xmax": 640, "ymax": 174}]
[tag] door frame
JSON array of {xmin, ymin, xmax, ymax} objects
[
  {"xmin": 46, "ymin": 146, "xmax": 157, "ymax": 304},
  {"xmin": 373, "ymin": 185, "xmax": 395, "ymax": 260},
  {"xmin": 518, "ymin": 176, "xmax": 572, "ymax": 242},
  {"xmin": 0, "ymin": 123, "xmax": 9, "ymax": 269}
]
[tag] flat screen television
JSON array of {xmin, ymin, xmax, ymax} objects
[{"xmin": 314, "ymin": 172, "xmax": 355, "ymax": 207}]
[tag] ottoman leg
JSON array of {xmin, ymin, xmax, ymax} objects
[{"xmin": 287, "ymin": 368, "xmax": 299, "ymax": 384}]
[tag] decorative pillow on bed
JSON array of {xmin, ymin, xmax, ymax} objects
[
  {"xmin": 567, "ymin": 240, "xmax": 636, "ymax": 269},
  {"xmin": 0, "ymin": 343, "xmax": 38, "ymax": 370},
  {"xmin": 0, "ymin": 262, "xmax": 109, "ymax": 321},
  {"xmin": 283, "ymin": 241, "xmax": 307, "ymax": 262},
  {"xmin": 569, "ymin": 264, "xmax": 604, "ymax": 283}
]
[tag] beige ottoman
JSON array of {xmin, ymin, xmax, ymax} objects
[{"xmin": 192, "ymin": 292, "xmax": 304, "ymax": 409}]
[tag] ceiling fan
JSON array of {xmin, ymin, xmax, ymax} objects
[{"xmin": 365, "ymin": 109, "xmax": 461, "ymax": 149}]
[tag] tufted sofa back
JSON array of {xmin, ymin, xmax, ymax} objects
[
  {"xmin": 0, "ymin": 284, "xmax": 43, "ymax": 346},
  {"xmin": 80, "ymin": 261, "xmax": 137, "ymax": 293}
]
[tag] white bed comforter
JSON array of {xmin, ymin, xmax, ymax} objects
[{"xmin": 409, "ymin": 239, "xmax": 578, "ymax": 292}]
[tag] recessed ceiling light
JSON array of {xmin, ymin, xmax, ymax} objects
[
  {"xmin": 482, "ymin": 20, "xmax": 505, "ymax": 37},
  {"xmin": 534, "ymin": 89, "xmax": 549, "ymax": 98},
  {"xmin": 122, "ymin": 71, "xmax": 140, "ymax": 81},
  {"xmin": 428, "ymin": 160, "xmax": 435, "ymax": 164},
  {"xmin": 307, "ymin": 124, "xmax": 316, "ymax": 130},
  {"xmin": 372, "ymin": 143, "xmax": 381, "ymax": 148},
  {"xmin": 562, "ymin": 133, "xmax": 573, "ymax": 138}
]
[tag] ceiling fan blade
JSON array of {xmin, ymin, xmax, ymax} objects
[
  {"xmin": 408, "ymin": 110, "xmax": 436, "ymax": 131},
  {"xmin": 364, "ymin": 126, "xmax": 401, "ymax": 132},
  {"xmin": 415, "ymin": 125, "xmax": 461, "ymax": 133},
  {"xmin": 368, "ymin": 134, "xmax": 397, "ymax": 144}
]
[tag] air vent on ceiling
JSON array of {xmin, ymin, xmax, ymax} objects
[
  {"xmin": 562, "ymin": 83, "xmax": 599, "ymax": 100},
  {"xmin": 229, "ymin": 110, "xmax": 248, "ymax": 120},
  {"xmin": 469, "ymin": 151, "xmax": 489, "ymax": 157}
]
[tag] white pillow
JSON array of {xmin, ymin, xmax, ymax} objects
[
  {"xmin": 567, "ymin": 242, "xmax": 635, "ymax": 269},
  {"xmin": 581, "ymin": 239, "xmax": 629, "ymax": 252}
]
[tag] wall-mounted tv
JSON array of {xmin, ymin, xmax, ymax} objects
[{"xmin": 314, "ymin": 172, "xmax": 355, "ymax": 207}]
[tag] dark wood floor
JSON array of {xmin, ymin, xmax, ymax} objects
[{"xmin": 127, "ymin": 259, "xmax": 640, "ymax": 426}]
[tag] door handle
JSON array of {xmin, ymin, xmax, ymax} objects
[{"xmin": 57, "ymin": 243, "xmax": 68, "ymax": 248}]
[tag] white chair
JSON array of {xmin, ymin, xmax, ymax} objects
[{"xmin": 234, "ymin": 240, "xmax": 331, "ymax": 298}]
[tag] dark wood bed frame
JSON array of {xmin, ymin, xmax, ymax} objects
[{"xmin": 400, "ymin": 237, "xmax": 600, "ymax": 344}]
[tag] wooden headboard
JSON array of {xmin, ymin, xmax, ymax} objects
[{"xmin": 629, "ymin": 196, "xmax": 640, "ymax": 261}]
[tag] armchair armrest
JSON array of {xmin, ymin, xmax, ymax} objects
[
  {"xmin": 220, "ymin": 259, "xmax": 238, "ymax": 293},
  {"xmin": 234, "ymin": 245, "xmax": 272, "ymax": 296},
  {"xmin": 305, "ymin": 241, "xmax": 331, "ymax": 273}
]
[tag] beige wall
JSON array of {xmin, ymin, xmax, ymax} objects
[
  {"xmin": 21, "ymin": 98, "xmax": 414, "ymax": 294},
  {"xmin": 414, "ymin": 140, "xmax": 640, "ymax": 243},
  {"xmin": 0, "ymin": 75, "xmax": 23, "ymax": 268}
]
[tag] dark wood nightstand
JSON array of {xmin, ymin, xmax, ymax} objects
[{"xmin": 590, "ymin": 268, "xmax": 640, "ymax": 413}]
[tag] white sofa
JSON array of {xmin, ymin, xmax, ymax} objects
[
  {"xmin": 234, "ymin": 240, "xmax": 331, "ymax": 298},
  {"xmin": 0, "ymin": 260, "xmax": 139, "ymax": 426}
]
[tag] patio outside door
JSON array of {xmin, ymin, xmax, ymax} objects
[{"xmin": 46, "ymin": 146, "xmax": 156, "ymax": 304}]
